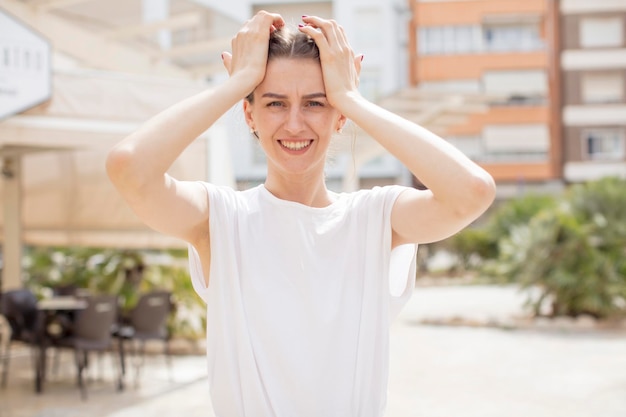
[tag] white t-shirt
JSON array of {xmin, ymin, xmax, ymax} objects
[{"xmin": 188, "ymin": 183, "xmax": 417, "ymax": 417}]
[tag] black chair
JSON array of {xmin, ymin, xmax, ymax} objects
[
  {"xmin": 51, "ymin": 284, "xmax": 78, "ymax": 297},
  {"xmin": 116, "ymin": 290, "xmax": 173, "ymax": 386},
  {"xmin": 0, "ymin": 289, "xmax": 41, "ymax": 388},
  {"xmin": 54, "ymin": 294, "xmax": 123, "ymax": 399}
]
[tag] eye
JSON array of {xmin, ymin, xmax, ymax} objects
[
  {"xmin": 306, "ymin": 101, "xmax": 324, "ymax": 107},
  {"xmin": 267, "ymin": 101, "xmax": 284, "ymax": 107}
]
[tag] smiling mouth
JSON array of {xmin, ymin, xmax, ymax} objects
[{"xmin": 279, "ymin": 140, "xmax": 313, "ymax": 151}]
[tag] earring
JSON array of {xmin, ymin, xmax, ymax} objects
[{"xmin": 250, "ymin": 128, "xmax": 259, "ymax": 139}]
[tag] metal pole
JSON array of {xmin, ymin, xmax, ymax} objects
[{"xmin": 2, "ymin": 155, "xmax": 23, "ymax": 291}]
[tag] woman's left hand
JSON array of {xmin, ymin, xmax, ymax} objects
[{"xmin": 298, "ymin": 16, "xmax": 363, "ymax": 110}]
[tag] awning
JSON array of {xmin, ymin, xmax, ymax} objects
[{"xmin": 0, "ymin": 68, "xmax": 229, "ymax": 249}]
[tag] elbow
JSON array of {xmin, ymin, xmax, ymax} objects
[
  {"xmin": 460, "ymin": 171, "xmax": 497, "ymax": 220},
  {"xmin": 105, "ymin": 144, "xmax": 142, "ymax": 192}
]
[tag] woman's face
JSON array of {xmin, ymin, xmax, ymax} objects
[{"xmin": 244, "ymin": 57, "xmax": 345, "ymax": 178}]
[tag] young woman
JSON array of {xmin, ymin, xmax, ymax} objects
[{"xmin": 106, "ymin": 11, "xmax": 496, "ymax": 417}]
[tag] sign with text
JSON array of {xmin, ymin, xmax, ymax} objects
[{"xmin": 0, "ymin": 8, "xmax": 52, "ymax": 120}]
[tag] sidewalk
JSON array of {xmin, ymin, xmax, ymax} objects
[
  {"xmin": 408, "ymin": 283, "xmax": 626, "ymax": 331},
  {"xmin": 406, "ymin": 283, "xmax": 532, "ymax": 323},
  {"xmin": 2, "ymin": 284, "xmax": 625, "ymax": 417}
]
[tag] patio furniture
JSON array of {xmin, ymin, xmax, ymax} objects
[
  {"xmin": 0, "ymin": 289, "xmax": 41, "ymax": 389},
  {"xmin": 38, "ymin": 295, "xmax": 88, "ymax": 390},
  {"xmin": 115, "ymin": 290, "xmax": 173, "ymax": 386},
  {"xmin": 53, "ymin": 294, "xmax": 123, "ymax": 400}
]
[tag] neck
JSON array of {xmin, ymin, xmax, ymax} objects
[{"xmin": 264, "ymin": 173, "xmax": 332, "ymax": 208}]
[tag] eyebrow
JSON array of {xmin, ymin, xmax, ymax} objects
[{"xmin": 261, "ymin": 92, "xmax": 327, "ymax": 100}]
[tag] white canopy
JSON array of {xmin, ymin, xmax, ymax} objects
[{"xmin": 0, "ymin": 68, "xmax": 227, "ymax": 249}]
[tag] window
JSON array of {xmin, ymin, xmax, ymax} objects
[
  {"xmin": 581, "ymin": 72, "xmax": 624, "ymax": 104},
  {"xmin": 419, "ymin": 79, "xmax": 481, "ymax": 94},
  {"xmin": 481, "ymin": 124, "xmax": 549, "ymax": 161},
  {"xmin": 483, "ymin": 70, "xmax": 547, "ymax": 104},
  {"xmin": 580, "ymin": 17, "xmax": 623, "ymax": 48},
  {"xmin": 419, "ymin": 23, "xmax": 543, "ymax": 55},
  {"xmin": 484, "ymin": 124, "xmax": 549, "ymax": 152},
  {"xmin": 483, "ymin": 23, "xmax": 543, "ymax": 52},
  {"xmin": 419, "ymin": 27, "xmax": 443, "ymax": 55},
  {"xmin": 442, "ymin": 26, "xmax": 457, "ymax": 54},
  {"xmin": 454, "ymin": 26, "xmax": 475, "ymax": 54},
  {"xmin": 583, "ymin": 129, "xmax": 625, "ymax": 160},
  {"xmin": 419, "ymin": 25, "xmax": 482, "ymax": 55}
]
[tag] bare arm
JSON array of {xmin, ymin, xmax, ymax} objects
[
  {"xmin": 105, "ymin": 80, "xmax": 248, "ymax": 243},
  {"xmin": 334, "ymin": 97, "xmax": 496, "ymax": 245},
  {"xmin": 106, "ymin": 11, "xmax": 285, "ymax": 245},
  {"xmin": 300, "ymin": 16, "xmax": 496, "ymax": 246}
]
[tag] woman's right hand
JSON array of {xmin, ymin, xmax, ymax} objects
[{"xmin": 221, "ymin": 11, "xmax": 285, "ymax": 93}]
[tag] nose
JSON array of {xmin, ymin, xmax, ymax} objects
[{"xmin": 283, "ymin": 106, "xmax": 305, "ymax": 134}]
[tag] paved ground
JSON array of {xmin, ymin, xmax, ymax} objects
[{"xmin": 2, "ymin": 284, "xmax": 626, "ymax": 417}]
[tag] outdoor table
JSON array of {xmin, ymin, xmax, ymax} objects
[{"xmin": 34, "ymin": 296, "xmax": 87, "ymax": 393}]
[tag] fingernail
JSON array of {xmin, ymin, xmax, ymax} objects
[
  {"xmin": 302, "ymin": 15, "xmax": 308, "ymax": 18},
  {"xmin": 298, "ymin": 24, "xmax": 305, "ymax": 28},
  {"xmin": 221, "ymin": 53, "xmax": 224, "ymax": 60},
  {"xmin": 360, "ymin": 55, "xmax": 364, "ymax": 62}
]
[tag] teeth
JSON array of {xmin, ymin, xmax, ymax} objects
[{"xmin": 281, "ymin": 140, "xmax": 312, "ymax": 150}]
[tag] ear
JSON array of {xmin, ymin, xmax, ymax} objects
[
  {"xmin": 243, "ymin": 99, "xmax": 255, "ymax": 129},
  {"xmin": 336, "ymin": 114, "xmax": 347, "ymax": 132}
]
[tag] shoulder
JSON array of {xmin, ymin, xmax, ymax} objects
[
  {"xmin": 331, "ymin": 186, "xmax": 414, "ymax": 220},
  {"xmin": 345, "ymin": 185, "xmax": 412, "ymax": 205},
  {"xmin": 198, "ymin": 182, "xmax": 262, "ymax": 204}
]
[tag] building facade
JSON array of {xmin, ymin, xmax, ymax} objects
[
  {"xmin": 409, "ymin": 0, "xmax": 562, "ymax": 196},
  {"xmin": 560, "ymin": 0, "xmax": 626, "ymax": 182},
  {"xmin": 408, "ymin": 0, "xmax": 626, "ymax": 193}
]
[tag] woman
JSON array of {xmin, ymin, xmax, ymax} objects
[{"xmin": 106, "ymin": 11, "xmax": 495, "ymax": 417}]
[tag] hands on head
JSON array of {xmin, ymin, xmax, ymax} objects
[
  {"xmin": 298, "ymin": 15, "xmax": 363, "ymax": 107},
  {"xmin": 221, "ymin": 11, "xmax": 363, "ymax": 109}
]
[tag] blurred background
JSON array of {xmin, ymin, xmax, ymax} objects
[{"xmin": 0, "ymin": 0, "xmax": 625, "ymax": 416}]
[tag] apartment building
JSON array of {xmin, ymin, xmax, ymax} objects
[
  {"xmin": 560, "ymin": 0, "xmax": 626, "ymax": 182},
  {"xmin": 409, "ymin": 0, "xmax": 561, "ymax": 196}
]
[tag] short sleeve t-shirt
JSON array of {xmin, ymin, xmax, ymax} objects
[{"xmin": 188, "ymin": 183, "xmax": 417, "ymax": 417}]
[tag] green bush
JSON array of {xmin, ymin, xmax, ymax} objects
[
  {"xmin": 446, "ymin": 228, "xmax": 494, "ymax": 273},
  {"xmin": 485, "ymin": 193, "xmax": 557, "ymax": 246},
  {"xmin": 485, "ymin": 177, "xmax": 626, "ymax": 318},
  {"xmin": 447, "ymin": 192, "xmax": 556, "ymax": 276}
]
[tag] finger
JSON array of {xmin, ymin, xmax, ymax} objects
[
  {"xmin": 354, "ymin": 54, "xmax": 364, "ymax": 74},
  {"xmin": 298, "ymin": 17, "xmax": 340, "ymax": 53},
  {"xmin": 301, "ymin": 15, "xmax": 338, "ymax": 42},
  {"xmin": 221, "ymin": 51, "xmax": 232, "ymax": 74},
  {"xmin": 298, "ymin": 23, "xmax": 329, "ymax": 50},
  {"xmin": 301, "ymin": 15, "xmax": 340, "ymax": 35},
  {"xmin": 337, "ymin": 24, "xmax": 350, "ymax": 46},
  {"xmin": 301, "ymin": 16, "xmax": 350, "ymax": 56},
  {"xmin": 301, "ymin": 15, "xmax": 331, "ymax": 26},
  {"xmin": 255, "ymin": 10, "xmax": 285, "ymax": 32}
]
